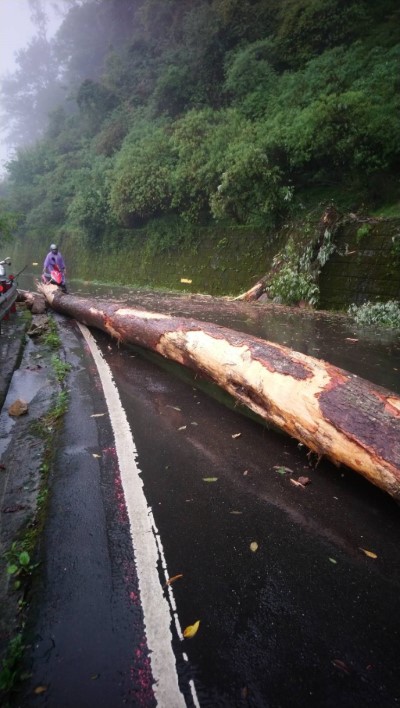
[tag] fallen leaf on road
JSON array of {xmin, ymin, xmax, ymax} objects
[
  {"xmin": 359, "ymin": 548, "xmax": 378, "ymax": 559},
  {"xmin": 178, "ymin": 426, "xmax": 187, "ymax": 431},
  {"xmin": 230, "ymin": 511, "xmax": 242, "ymax": 515},
  {"xmin": 92, "ymin": 453, "xmax": 101, "ymax": 458},
  {"xmin": 290, "ymin": 478, "xmax": 306, "ymax": 488},
  {"xmin": 273, "ymin": 465, "xmax": 293, "ymax": 475},
  {"xmin": 250, "ymin": 542, "xmax": 259, "ymax": 552},
  {"xmin": 345, "ymin": 338, "xmax": 358, "ymax": 343},
  {"xmin": 167, "ymin": 405, "xmax": 181, "ymax": 411},
  {"xmin": 332, "ymin": 659, "xmax": 351, "ymax": 674},
  {"xmin": 165, "ymin": 574, "xmax": 183, "ymax": 586},
  {"xmin": 203, "ymin": 477, "xmax": 218, "ymax": 482},
  {"xmin": 91, "ymin": 413, "xmax": 105, "ymax": 418},
  {"xmin": 34, "ymin": 686, "xmax": 48, "ymax": 694},
  {"xmin": 183, "ymin": 620, "xmax": 200, "ymax": 638},
  {"xmin": 232, "ymin": 433, "xmax": 242, "ymax": 439},
  {"xmin": 329, "ymin": 557, "xmax": 337, "ymax": 564},
  {"xmin": 243, "ymin": 470, "xmax": 249, "ymax": 476},
  {"xmin": 298, "ymin": 476, "xmax": 311, "ymax": 486}
]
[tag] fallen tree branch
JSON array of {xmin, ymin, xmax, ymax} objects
[
  {"xmin": 234, "ymin": 278, "xmax": 266, "ymax": 302},
  {"xmin": 37, "ymin": 283, "xmax": 400, "ymax": 500}
]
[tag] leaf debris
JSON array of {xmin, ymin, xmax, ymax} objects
[
  {"xmin": 359, "ymin": 547, "xmax": 378, "ymax": 559},
  {"xmin": 165, "ymin": 573, "xmax": 183, "ymax": 587},
  {"xmin": 183, "ymin": 620, "xmax": 200, "ymax": 638},
  {"xmin": 34, "ymin": 686, "xmax": 48, "ymax": 694},
  {"xmin": 273, "ymin": 465, "xmax": 293, "ymax": 475}
]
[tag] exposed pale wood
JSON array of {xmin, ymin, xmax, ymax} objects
[
  {"xmin": 234, "ymin": 279, "xmax": 266, "ymax": 302},
  {"xmin": 17, "ymin": 288, "xmax": 47, "ymax": 314},
  {"xmin": 37, "ymin": 283, "xmax": 400, "ymax": 500}
]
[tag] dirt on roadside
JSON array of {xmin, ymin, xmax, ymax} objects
[{"xmin": 0, "ymin": 306, "xmax": 62, "ymax": 676}]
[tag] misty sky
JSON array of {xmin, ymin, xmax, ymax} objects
[{"xmin": 0, "ymin": 0, "xmax": 62, "ymax": 173}]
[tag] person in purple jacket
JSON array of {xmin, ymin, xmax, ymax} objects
[{"xmin": 43, "ymin": 244, "xmax": 67, "ymax": 291}]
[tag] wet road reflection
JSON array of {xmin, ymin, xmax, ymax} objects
[{"xmin": 93, "ymin": 325, "xmax": 400, "ymax": 708}]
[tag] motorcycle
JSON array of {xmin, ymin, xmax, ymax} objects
[
  {"xmin": 0, "ymin": 257, "xmax": 17, "ymax": 327},
  {"xmin": 41, "ymin": 264, "xmax": 67, "ymax": 292}
]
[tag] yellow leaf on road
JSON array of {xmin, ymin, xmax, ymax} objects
[
  {"xmin": 232, "ymin": 433, "xmax": 242, "ymax": 439},
  {"xmin": 183, "ymin": 620, "xmax": 200, "ymax": 638},
  {"xmin": 166, "ymin": 574, "xmax": 183, "ymax": 586},
  {"xmin": 360, "ymin": 548, "xmax": 378, "ymax": 559},
  {"xmin": 203, "ymin": 477, "xmax": 218, "ymax": 482},
  {"xmin": 250, "ymin": 542, "xmax": 258, "ymax": 552},
  {"xmin": 180, "ymin": 278, "xmax": 192, "ymax": 284},
  {"xmin": 34, "ymin": 686, "xmax": 48, "ymax": 694}
]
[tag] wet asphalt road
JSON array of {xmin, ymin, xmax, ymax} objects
[
  {"xmin": 93, "ymin": 328, "xmax": 400, "ymax": 708},
  {"xmin": 20, "ymin": 318, "xmax": 156, "ymax": 708},
  {"xmin": 17, "ymin": 283, "xmax": 400, "ymax": 707}
]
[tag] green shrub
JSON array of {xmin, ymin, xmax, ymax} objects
[
  {"xmin": 348, "ymin": 300, "xmax": 400, "ymax": 328},
  {"xmin": 356, "ymin": 224, "xmax": 371, "ymax": 242},
  {"xmin": 110, "ymin": 123, "xmax": 175, "ymax": 225}
]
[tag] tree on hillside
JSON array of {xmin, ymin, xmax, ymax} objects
[
  {"xmin": 1, "ymin": 0, "xmax": 399, "ymax": 262},
  {"xmin": 0, "ymin": 36, "xmax": 65, "ymax": 147},
  {"xmin": 0, "ymin": 201, "xmax": 17, "ymax": 246}
]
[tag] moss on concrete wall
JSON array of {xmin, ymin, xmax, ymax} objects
[
  {"xmin": 59, "ymin": 225, "xmax": 283, "ymax": 297},
  {"xmin": 12, "ymin": 217, "xmax": 400, "ymax": 311},
  {"xmin": 319, "ymin": 218, "xmax": 400, "ymax": 309}
]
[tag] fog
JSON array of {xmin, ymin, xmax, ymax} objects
[{"xmin": 0, "ymin": 0, "xmax": 67, "ymax": 174}]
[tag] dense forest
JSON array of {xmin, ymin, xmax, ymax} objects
[{"xmin": 0, "ymin": 0, "xmax": 399, "ymax": 302}]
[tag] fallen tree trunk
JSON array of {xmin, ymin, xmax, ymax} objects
[
  {"xmin": 17, "ymin": 289, "xmax": 47, "ymax": 314},
  {"xmin": 37, "ymin": 283, "xmax": 400, "ymax": 500}
]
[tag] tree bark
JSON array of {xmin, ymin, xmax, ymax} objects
[{"xmin": 37, "ymin": 283, "xmax": 400, "ymax": 500}]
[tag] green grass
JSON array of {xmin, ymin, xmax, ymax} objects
[
  {"xmin": 51, "ymin": 355, "xmax": 71, "ymax": 382},
  {"xmin": 42, "ymin": 317, "xmax": 60, "ymax": 349},
  {"xmin": 371, "ymin": 202, "xmax": 400, "ymax": 218}
]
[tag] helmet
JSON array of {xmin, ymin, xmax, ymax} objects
[{"xmin": 50, "ymin": 244, "xmax": 58, "ymax": 251}]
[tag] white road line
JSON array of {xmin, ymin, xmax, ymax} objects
[{"xmin": 78, "ymin": 324, "xmax": 200, "ymax": 707}]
